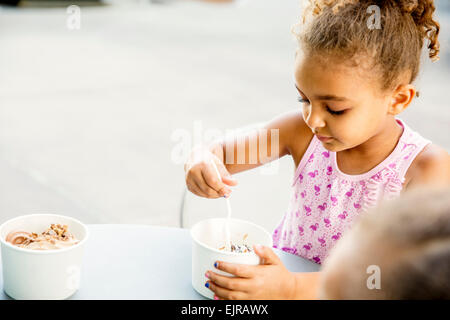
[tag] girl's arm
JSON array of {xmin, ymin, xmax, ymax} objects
[
  {"xmin": 184, "ymin": 110, "xmax": 313, "ymax": 198},
  {"xmin": 211, "ymin": 110, "xmax": 312, "ymax": 174}
]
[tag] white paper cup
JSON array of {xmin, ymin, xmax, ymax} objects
[
  {"xmin": 190, "ymin": 218, "xmax": 273, "ymax": 299},
  {"xmin": 0, "ymin": 214, "xmax": 89, "ymax": 300}
]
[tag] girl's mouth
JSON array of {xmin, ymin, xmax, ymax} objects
[{"xmin": 316, "ymin": 134, "xmax": 333, "ymax": 142}]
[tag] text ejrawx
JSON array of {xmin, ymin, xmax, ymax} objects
[{"xmin": 181, "ymin": 304, "xmax": 269, "ymax": 317}]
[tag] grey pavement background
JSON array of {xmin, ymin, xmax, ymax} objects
[{"xmin": 0, "ymin": 0, "xmax": 449, "ymax": 232}]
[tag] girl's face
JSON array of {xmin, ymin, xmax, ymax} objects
[{"xmin": 294, "ymin": 52, "xmax": 393, "ymax": 152}]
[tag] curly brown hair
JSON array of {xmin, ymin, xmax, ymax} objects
[{"xmin": 295, "ymin": 0, "xmax": 440, "ymax": 91}]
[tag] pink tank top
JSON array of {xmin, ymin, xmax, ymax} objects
[{"xmin": 272, "ymin": 118, "xmax": 431, "ymax": 264}]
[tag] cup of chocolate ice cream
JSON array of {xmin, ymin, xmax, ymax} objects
[{"xmin": 0, "ymin": 214, "xmax": 89, "ymax": 299}]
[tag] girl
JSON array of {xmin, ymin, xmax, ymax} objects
[{"xmin": 184, "ymin": 0, "xmax": 450, "ymax": 299}]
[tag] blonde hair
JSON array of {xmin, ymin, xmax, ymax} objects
[{"xmin": 294, "ymin": 0, "xmax": 440, "ymax": 90}]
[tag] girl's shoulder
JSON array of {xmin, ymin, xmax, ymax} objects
[
  {"xmin": 264, "ymin": 109, "xmax": 313, "ymax": 163},
  {"xmin": 405, "ymin": 143, "xmax": 450, "ymax": 190}
]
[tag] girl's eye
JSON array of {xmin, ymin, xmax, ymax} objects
[
  {"xmin": 326, "ymin": 106, "xmax": 345, "ymax": 116},
  {"xmin": 298, "ymin": 97, "xmax": 346, "ymax": 115},
  {"xmin": 297, "ymin": 96, "xmax": 310, "ymax": 104}
]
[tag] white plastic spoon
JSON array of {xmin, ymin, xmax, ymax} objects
[{"xmin": 211, "ymin": 160, "xmax": 232, "ymax": 252}]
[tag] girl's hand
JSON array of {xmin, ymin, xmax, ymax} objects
[
  {"xmin": 205, "ymin": 245, "xmax": 297, "ymax": 300},
  {"xmin": 184, "ymin": 147, "xmax": 238, "ymax": 198}
]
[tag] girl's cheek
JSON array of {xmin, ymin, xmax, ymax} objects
[{"xmin": 334, "ymin": 118, "xmax": 359, "ymax": 140}]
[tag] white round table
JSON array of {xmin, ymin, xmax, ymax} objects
[{"xmin": 0, "ymin": 224, "xmax": 320, "ymax": 299}]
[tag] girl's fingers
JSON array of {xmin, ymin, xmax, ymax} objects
[
  {"xmin": 216, "ymin": 161, "xmax": 238, "ymax": 186},
  {"xmin": 202, "ymin": 165, "xmax": 231, "ymax": 197},
  {"xmin": 253, "ymin": 245, "xmax": 282, "ymax": 265},
  {"xmin": 187, "ymin": 171, "xmax": 214, "ymax": 198},
  {"xmin": 199, "ymin": 170, "xmax": 223, "ymax": 198},
  {"xmin": 185, "ymin": 156, "xmax": 236, "ymax": 199},
  {"xmin": 206, "ymin": 280, "xmax": 246, "ymax": 300},
  {"xmin": 187, "ymin": 179, "xmax": 207, "ymax": 198},
  {"xmin": 214, "ymin": 261, "xmax": 256, "ymax": 278},
  {"xmin": 206, "ymin": 271, "xmax": 251, "ymax": 292},
  {"xmin": 222, "ymin": 176, "xmax": 238, "ymax": 187},
  {"xmin": 190, "ymin": 170, "xmax": 219, "ymax": 198}
]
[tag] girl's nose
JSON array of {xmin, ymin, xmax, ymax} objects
[{"xmin": 305, "ymin": 106, "xmax": 326, "ymax": 132}]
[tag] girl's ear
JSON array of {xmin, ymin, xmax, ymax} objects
[{"xmin": 388, "ymin": 84, "xmax": 416, "ymax": 115}]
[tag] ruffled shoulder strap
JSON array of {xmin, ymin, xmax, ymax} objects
[{"xmin": 362, "ymin": 118, "xmax": 432, "ymax": 211}]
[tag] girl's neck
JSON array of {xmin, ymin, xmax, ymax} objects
[{"xmin": 337, "ymin": 117, "xmax": 403, "ymax": 174}]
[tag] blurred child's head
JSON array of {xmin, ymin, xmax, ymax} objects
[
  {"xmin": 319, "ymin": 187, "xmax": 450, "ymax": 299},
  {"xmin": 294, "ymin": 0, "xmax": 440, "ymax": 152}
]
